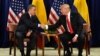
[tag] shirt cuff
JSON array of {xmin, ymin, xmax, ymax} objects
[
  {"xmin": 75, "ymin": 34, "xmax": 78, "ymax": 38},
  {"xmin": 38, "ymin": 24, "xmax": 41, "ymax": 27},
  {"xmin": 45, "ymin": 25, "xmax": 48, "ymax": 30}
]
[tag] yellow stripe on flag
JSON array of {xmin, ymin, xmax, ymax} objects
[
  {"xmin": 74, "ymin": 0, "xmax": 90, "ymax": 25},
  {"xmin": 32, "ymin": 0, "xmax": 47, "ymax": 24}
]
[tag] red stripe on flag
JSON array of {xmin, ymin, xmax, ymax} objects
[
  {"xmin": 50, "ymin": 11, "xmax": 58, "ymax": 21},
  {"xmin": 8, "ymin": 19, "xmax": 12, "ymax": 23},
  {"xmin": 49, "ymin": 19, "xmax": 54, "ymax": 24},
  {"xmin": 9, "ymin": 12, "xmax": 17, "ymax": 23}
]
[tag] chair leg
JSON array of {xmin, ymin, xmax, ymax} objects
[
  {"xmin": 86, "ymin": 45, "xmax": 88, "ymax": 56},
  {"xmin": 9, "ymin": 33, "xmax": 13, "ymax": 55},
  {"xmin": 63, "ymin": 49, "xmax": 65, "ymax": 56},
  {"xmin": 85, "ymin": 39, "xmax": 88, "ymax": 56},
  {"xmin": 13, "ymin": 36, "xmax": 16, "ymax": 56},
  {"xmin": 71, "ymin": 46, "xmax": 73, "ymax": 54},
  {"xmin": 9, "ymin": 41, "xmax": 13, "ymax": 55},
  {"xmin": 88, "ymin": 46, "xmax": 90, "ymax": 55},
  {"xmin": 36, "ymin": 37, "xmax": 38, "ymax": 56},
  {"xmin": 71, "ymin": 44, "xmax": 73, "ymax": 54},
  {"xmin": 85, "ymin": 34, "xmax": 90, "ymax": 56},
  {"xmin": 86, "ymin": 40, "xmax": 90, "ymax": 56},
  {"xmin": 70, "ymin": 42, "xmax": 73, "ymax": 54},
  {"xmin": 87, "ymin": 41, "xmax": 90, "ymax": 56},
  {"xmin": 14, "ymin": 42, "xmax": 16, "ymax": 56},
  {"xmin": 88, "ymin": 41, "xmax": 90, "ymax": 55},
  {"xmin": 9, "ymin": 47, "xmax": 12, "ymax": 55}
]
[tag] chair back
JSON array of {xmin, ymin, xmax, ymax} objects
[
  {"xmin": 8, "ymin": 23, "xmax": 17, "ymax": 32},
  {"xmin": 83, "ymin": 23, "xmax": 89, "ymax": 33}
]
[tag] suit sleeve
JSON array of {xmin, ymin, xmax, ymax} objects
[
  {"xmin": 21, "ymin": 15, "xmax": 39, "ymax": 29},
  {"xmin": 76, "ymin": 13, "xmax": 83, "ymax": 36},
  {"xmin": 32, "ymin": 16, "xmax": 40, "ymax": 28}
]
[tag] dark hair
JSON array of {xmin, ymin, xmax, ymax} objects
[{"xmin": 27, "ymin": 5, "xmax": 36, "ymax": 11}]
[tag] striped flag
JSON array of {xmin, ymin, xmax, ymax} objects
[
  {"xmin": 7, "ymin": 0, "xmax": 25, "ymax": 30},
  {"xmin": 48, "ymin": 0, "xmax": 67, "ymax": 34}
]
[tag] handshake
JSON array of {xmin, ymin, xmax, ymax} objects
[{"xmin": 39, "ymin": 24, "xmax": 48, "ymax": 30}]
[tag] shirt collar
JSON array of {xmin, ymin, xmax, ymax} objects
[
  {"xmin": 67, "ymin": 11, "xmax": 70, "ymax": 17},
  {"xmin": 28, "ymin": 12, "xmax": 32, "ymax": 18},
  {"xmin": 29, "ymin": 14, "xmax": 32, "ymax": 18}
]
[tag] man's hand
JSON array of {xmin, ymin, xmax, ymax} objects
[
  {"xmin": 26, "ymin": 30, "xmax": 32, "ymax": 37},
  {"xmin": 72, "ymin": 35, "xmax": 78, "ymax": 42},
  {"xmin": 40, "ymin": 24, "xmax": 46, "ymax": 29},
  {"xmin": 40, "ymin": 24, "xmax": 48, "ymax": 30}
]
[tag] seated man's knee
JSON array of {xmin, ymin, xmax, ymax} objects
[{"xmin": 15, "ymin": 32, "xmax": 25, "ymax": 40}]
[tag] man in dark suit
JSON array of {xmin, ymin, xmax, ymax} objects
[
  {"xmin": 15, "ymin": 5, "xmax": 43, "ymax": 56},
  {"xmin": 46, "ymin": 4, "xmax": 83, "ymax": 56}
]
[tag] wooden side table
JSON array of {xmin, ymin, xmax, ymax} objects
[{"xmin": 40, "ymin": 32, "xmax": 61, "ymax": 56}]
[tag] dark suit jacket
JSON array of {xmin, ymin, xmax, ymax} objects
[
  {"xmin": 16, "ymin": 13, "xmax": 40, "ymax": 34},
  {"xmin": 49, "ymin": 12, "xmax": 83, "ymax": 38}
]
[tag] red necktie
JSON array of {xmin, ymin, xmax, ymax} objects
[{"xmin": 66, "ymin": 15, "xmax": 74, "ymax": 34}]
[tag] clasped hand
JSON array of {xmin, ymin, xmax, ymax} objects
[{"xmin": 40, "ymin": 24, "xmax": 48, "ymax": 30}]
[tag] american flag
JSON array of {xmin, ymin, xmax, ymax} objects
[
  {"xmin": 48, "ymin": 0, "xmax": 67, "ymax": 34},
  {"xmin": 7, "ymin": 0, "xmax": 25, "ymax": 30}
]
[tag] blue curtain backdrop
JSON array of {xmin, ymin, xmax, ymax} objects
[
  {"xmin": 0, "ymin": 0, "xmax": 30, "ymax": 47},
  {"xmin": 0, "ymin": 0, "xmax": 10, "ymax": 47},
  {"xmin": 0, "ymin": 0, "xmax": 1, "ymax": 45},
  {"xmin": 87, "ymin": 0, "xmax": 100, "ymax": 46},
  {"xmin": 0, "ymin": 0, "xmax": 100, "ymax": 47}
]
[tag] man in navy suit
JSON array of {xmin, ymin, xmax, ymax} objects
[
  {"xmin": 15, "ymin": 5, "xmax": 44, "ymax": 56},
  {"xmin": 46, "ymin": 4, "xmax": 84, "ymax": 56}
]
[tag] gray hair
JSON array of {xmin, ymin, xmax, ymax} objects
[
  {"xmin": 60, "ymin": 4, "xmax": 70, "ymax": 9},
  {"xmin": 27, "ymin": 5, "xmax": 36, "ymax": 11}
]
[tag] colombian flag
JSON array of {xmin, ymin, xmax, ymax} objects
[
  {"xmin": 32, "ymin": 0, "xmax": 47, "ymax": 24},
  {"xmin": 74, "ymin": 0, "xmax": 90, "ymax": 26}
]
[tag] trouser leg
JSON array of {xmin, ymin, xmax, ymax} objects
[
  {"xmin": 26, "ymin": 32, "xmax": 37, "ymax": 56},
  {"xmin": 15, "ymin": 32, "xmax": 25, "ymax": 56}
]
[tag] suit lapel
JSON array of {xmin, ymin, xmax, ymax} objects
[
  {"xmin": 70, "ymin": 13, "xmax": 74, "ymax": 26},
  {"xmin": 26, "ymin": 13, "xmax": 30, "ymax": 20}
]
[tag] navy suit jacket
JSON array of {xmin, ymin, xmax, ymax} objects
[
  {"xmin": 49, "ymin": 12, "xmax": 83, "ymax": 38},
  {"xmin": 16, "ymin": 13, "xmax": 40, "ymax": 34}
]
